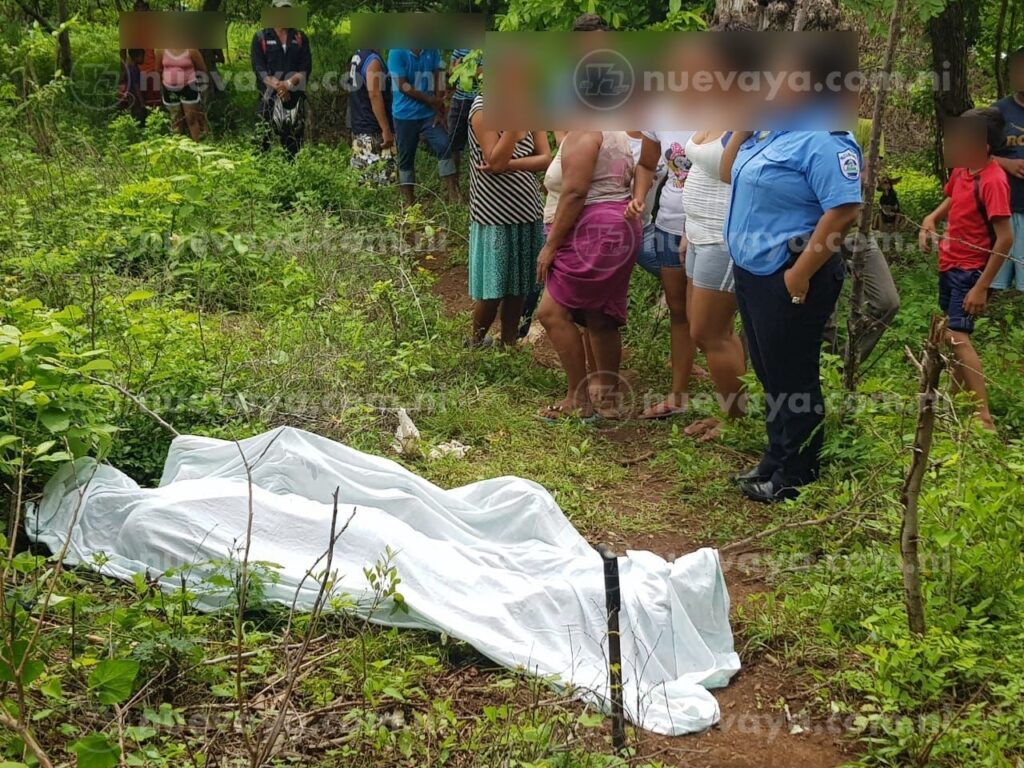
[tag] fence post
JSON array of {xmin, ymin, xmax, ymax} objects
[
  {"xmin": 900, "ymin": 314, "xmax": 946, "ymax": 636},
  {"xmin": 596, "ymin": 544, "xmax": 626, "ymax": 753}
]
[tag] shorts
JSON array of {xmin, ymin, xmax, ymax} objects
[
  {"xmin": 634, "ymin": 223, "xmax": 660, "ymax": 277},
  {"xmin": 685, "ymin": 240, "xmax": 735, "ymax": 292},
  {"xmin": 162, "ymin": 83, "xmax": 201, "ymax": 106},
  {"xmin": 939, "ymin": 267, "xmax": 983, "ymax": 333},
  {"xmin": 991, "ymin": 212, "xmax": 1024, "ymax": 291},
  {"xmin": 652, "ymin": 227, "xmax": 684, "ymax": 270},
  {"xmin": 350, "ymin": 133, "xmax": 398, "ymax": 185},
  {"xmin": 447, "ymin": 96, "xmax": 473, "ymax": 154}
]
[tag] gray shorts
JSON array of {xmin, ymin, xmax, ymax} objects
[{"xmin": 685, "ymin": 240, "xmax": 735, "ymax": 293}]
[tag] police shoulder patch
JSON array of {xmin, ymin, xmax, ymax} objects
[{"xmin": 837, "ymin": 148, "xmax": 860, "ymax": 181}]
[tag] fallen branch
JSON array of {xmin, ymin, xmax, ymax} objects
[
  {"xmin": 83, "ymin": 374, "xmax": 180, "ymax": 437},
  {"xmin": 721, "ymin": 507, "xmax": 867, "ymax": 554}
]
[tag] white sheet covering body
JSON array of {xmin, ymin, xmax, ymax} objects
[{"xmin": 28, "ymin": 427, "xmax": 740, "ymax": 735}]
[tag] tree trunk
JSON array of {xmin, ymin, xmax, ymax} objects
[
  {"xmin": 994, "ymin": 0, "xmax": 1009, "ymax": 98},
  {"xmin": 56, "ymin": 0, "xmax": 71, "ymax": 77},
  {"xmin": 843, "ymin": 0, "xmax": 904, "ymax": 391},
  {"xmin": 899, "ymin": 315, "xmax": 946, "ymax": 638},
  {"xmin": 928, "ymin": 0, "xmax": 973, "ymax": 178},
  {"xmin": 713, "ymin": 0, "xmax": 838, "ymax": 31}
]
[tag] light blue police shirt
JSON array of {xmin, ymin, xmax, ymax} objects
[{"xmin": 725, "ymin": 131, "xmax": 863, "ymax": 276}]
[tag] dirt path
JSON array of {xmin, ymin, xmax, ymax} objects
[{"xmin": 425, "ymin": 256, "xmax": 850, "ymax": 767}]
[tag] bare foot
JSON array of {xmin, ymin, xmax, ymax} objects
[
  {"xmin": 538, "ymin": 397, "xmax": 595, "ymax": 422},
  {"xmin": 684, "ymin": 417, "xmax": 722, "ymax": 441},
  {"xmin": 640, "ymin": 398, "xmax": 688, "ymax": 420}
]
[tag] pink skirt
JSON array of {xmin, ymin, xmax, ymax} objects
[{"xmin": 545, "ymin": 199, "xmax": 640, "ymax": 326}]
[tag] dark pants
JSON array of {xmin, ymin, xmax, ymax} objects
[{"xmin": 734, "ymin": 253, "xmax": 845, "ymax": 488}]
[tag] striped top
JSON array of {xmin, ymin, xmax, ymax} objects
[
  {"xmin": 468, "ymin": 96, "xmax": 544, "ymax": 226},
  {"xmin": 451, "ymin": 48, "xmax": 478, "ymax": 100}
]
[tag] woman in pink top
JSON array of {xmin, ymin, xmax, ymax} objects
[
  {"xmin": 536, "ymin": 130, "xmax": 640, "ymax": 422},
  {"xmin": 156, "ymin": 48, "xmax": 208, "ymax": 141}
]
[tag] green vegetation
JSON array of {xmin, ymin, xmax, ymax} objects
[{"xmin": 2, "ymin": 2, "xmax": 1024, "ymax": 767}]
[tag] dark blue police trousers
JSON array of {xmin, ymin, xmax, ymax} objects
[{"xmin": 733, "ymin": 253, "xmax": 844, "ymax": 488}]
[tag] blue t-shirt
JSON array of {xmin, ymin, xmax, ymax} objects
[
  {"xmin": 388, "ymin": 48, "xmax": 441, "ymax": 121},
  {"xmin": 994, "ymin": 95, "xmax": 1024, "ymax": 212},
  {"xmin": 725, "ymin": 131, "xmax": 863, "ymax": 276}
]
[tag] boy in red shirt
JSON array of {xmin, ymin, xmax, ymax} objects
[{"xmin": 920, "ymin": 108, "xmax": 1014, "ymax": 430}]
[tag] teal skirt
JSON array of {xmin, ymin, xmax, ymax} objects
[{"xmin": 468, "ymin": 220, "xmax": 544, "ymax": 301}]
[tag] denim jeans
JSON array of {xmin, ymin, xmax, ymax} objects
[{"xmin": 394, "ymin": 116, "xmax": 456, "ymax": 186}]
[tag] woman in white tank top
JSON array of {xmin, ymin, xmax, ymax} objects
[{"xmin": 679, "ymin": 131, "xmax": 747, "ymax": 441}]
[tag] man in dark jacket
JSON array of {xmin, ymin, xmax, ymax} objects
[{"xmin": 251, "ymin": 0, "xmax": 312, "ymax": 156}]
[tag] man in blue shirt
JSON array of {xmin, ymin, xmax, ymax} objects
[
  {"xmin": 387, "ymin": 48, "xmax": 458, "ymax": 206},
  {"xmin": 723, "ymin": 129, "xmax": 862, "ymax": 502},
  {"xmin": 992, "ymin": 47, "xmax": 1024, "ymax": 292}
]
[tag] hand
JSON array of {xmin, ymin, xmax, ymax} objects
[
  {"xmin": 918, "ymin": 219, "xmax": 939, "ymax": 252},
  {"xmin": 477, "ymin": 161, "xmax": 495, "ymax": 173},
  {"xmin": 624, "ymin": 197, "xmax": 645, "ymax": 220},
  {"xmin": 1002, "ymin": 158, "xmax": 1024, "ymax": 179},
  {"xmin": 433, "ymin": 110, "xmax": 446, "ymax": 128},
  {"xmin": 678, "ymin": 235, "xmax": 688, "ymax": 266},
  {"xmin": 963, "ymin": 284, "xmax": 989, "ymax": 316},
  {"xmin": 536, "ymin": 245, "xmax": 556, "ymax": 284},
  {"xmin": 381, "ymin": 129, "xmax": 394, "ymax": 149},
  {"xmin": 784, "ymin": 267, "xmax": 810, "ymax": 304},
  {"xmin": 432, "ymin": 95, "xmax": 446, "ymax": 111}
]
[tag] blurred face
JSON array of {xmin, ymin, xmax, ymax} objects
[
  {"xmin": 1011, "ymin": 55, "xmax": 1024, "ymax": 94},
  {"xmin": 943, "ymin": 117, "xmax": 989, "ymax": 168}
]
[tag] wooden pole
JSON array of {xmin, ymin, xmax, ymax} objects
[
  {"xmin": 596, "ymin": 544, "xmax": 626, "ymax": 753},
  {"xmin": 843, "ymin": 0, "xmax": 905, "ymax": 390},
  {"xmin": 899, "ymin": 315, "xmax": 946, "ymax": 636}
]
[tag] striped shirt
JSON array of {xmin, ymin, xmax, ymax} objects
[
  {"xmin": 451, "ymin": 48, "xmax": 478, "ymax": 101},
  {"xmin": 467, "ymin": 96, "xmax": 544, "ymax": 226}
]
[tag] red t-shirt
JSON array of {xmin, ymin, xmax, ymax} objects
[{"xmin": 939, "ymin": 160, "xmax": 1011, "ymax": 272}]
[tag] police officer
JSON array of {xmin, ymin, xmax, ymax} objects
[
  {"xmin": 251, "ymin": 0, "xmax": 312, "ymax": 156},
  {"xmin": 722, "ymin": 129, "xmax": 862, "ymax": 502}
]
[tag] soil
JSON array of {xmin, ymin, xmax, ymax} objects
[{"xmin": 425, "ymin": 253, "xmax": 851, "ymax": 767}]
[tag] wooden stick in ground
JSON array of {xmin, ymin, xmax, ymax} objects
[
  {"xmin": 596, "ymin": 544, "xmax": 626, "ymax": 754},
  {"xmin": 900, "ymin": 314, "xmax": 945, "ymax": 636},
  {"xmin": 843, "ymin": 0, "xmax": 905, "ymax": 391}
]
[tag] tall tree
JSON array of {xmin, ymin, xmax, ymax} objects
[
  {"xmin": 927, "ymin": 0, "xmax": 973, "ymax": 177},
  {"xmin": 12, "ymin": 0, "xmax": 72, "ymax": 77},
  {"xmin": 994, "ymin": 0, "xmax": 1010, "ymax": 97}
]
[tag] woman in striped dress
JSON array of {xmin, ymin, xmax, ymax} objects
[{"xmin": 467, "ymin": 95, "xmax": 552, "ymax": 346}]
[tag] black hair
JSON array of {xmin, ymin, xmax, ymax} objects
[
  {"xmin": 961, "ymin": 107, "xmax": 1007, "ymax": 153},
  {"xmin": 571, "ymin": 13, "xmax": 609, "ymax": 31},
  {"xmin": 128, "ymin": 48, "xmax": 145, "ymax": 61}
]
